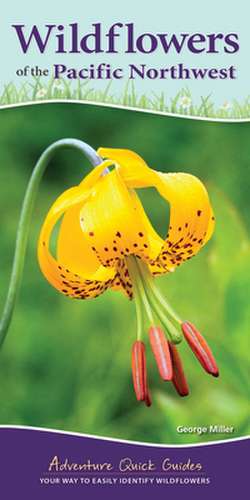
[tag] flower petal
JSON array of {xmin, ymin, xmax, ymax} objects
[
  {"xmin": 98, "ymin": 149, "xmax": 214, "ymax": 274},
  {"xmin": 79, "ymin": 169, "xmax": 164, "ymax": 268},
  {"xmin": 38, "ymin": 161, "xmax": 116, "ymax": 299},
  {"xmin": 97, "ymin": 148, "xmax": 156, "ymax": 188},
  {"xmin": 57, "ymin": 202, "xmax": 101, "ymax": 277},
  {"xmin": 146, "ymin": 172, "xmax": 215, "ymax": 273}
]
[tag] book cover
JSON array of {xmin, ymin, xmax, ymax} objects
[{"xmin": 0, "ymin": 1, "xmax": 249, "ymax": 498}]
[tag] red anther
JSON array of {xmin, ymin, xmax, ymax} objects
[
  {"xmin": 149, "ymin": 326, "xmax": 173, "ymax": 381},
  {"xmin": 143, "ymin": 349, "xmax": 152, "ymax": 407},
  {"xmin": 145, "ymin": 390, "xmax": 152, "ymax": 407},
  {"xmin": 131, "ymin": 341, "xmax": 147, "ymax": 401},
  {"xmin": 168, "ymin": 342, "xmax": 189, "ymax": 397},
  {"xmin": 182, "ymin": 321, "xmax": 219, "ymax": 377}
]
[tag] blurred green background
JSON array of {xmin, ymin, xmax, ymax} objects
[{"xmin": 0, "ymin": 103, "xmax": 249, "ymax": 444}]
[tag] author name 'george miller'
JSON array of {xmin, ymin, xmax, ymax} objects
[
  {"xmin": 177, "ymin": 425, "xmax": 235, "ymax": 435},
  {"xmin": 48, "ymin": 455, "xmax": 203, "ymax": 473}
]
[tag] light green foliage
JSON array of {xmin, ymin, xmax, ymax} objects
[
  {"xmin": 0, "ymin": 103, "xmax": 249, "ymax": 444},
  {"xmin": 0, "ymin": 79, "xmax": 250, "ymax": 119}
]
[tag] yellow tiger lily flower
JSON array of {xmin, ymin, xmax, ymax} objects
[
  {"xmin": 38, "ymin": 147, "xmax": 218, "ymax": 406},
  {"xmin": 38, "ymin": 148, "xmax": 214, "ymax": 298}
]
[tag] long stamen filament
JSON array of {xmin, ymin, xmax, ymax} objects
[
  {"xmin": 147, "ymin": 279, "xmax": 181, "ymax": 324},
  {"xmin": 147, "ymin": 292, "xmax": 182, "ymax": 344},
  {"xmin": 127, "ymin": 256, "xmax": 182, "ymax": 344},
  {"xmin": 126, "ymin": 257, "xmax": 155, "ymax": 333},
  {"xmin": 138, "ymin": 280, "xmax": 154, "ymax": 325},
  {"xmin": 133, "ymin": 288, "xmax": 143, "ymax": 341},
  {"xmin": 137, "ymin": 264, "xmax": 182, "ymax": 344},
  {"xmin": 138, "ymin": 260, "xmax": 181, "ymax": 325}
]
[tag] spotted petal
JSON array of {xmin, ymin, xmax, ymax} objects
[
  {"xmin": 98, "ymin": 148, "xmax": 215, "ymax": 275},
  {"xmin": 151, "ymin": 172, "xmax": 215, "ymax": 273},
  {"xmin": 79, "ymin": 168, "xmax": 164, "ymax": 268},
  {"xmin": 38, "ymin": 161, "xmax": 116, "ymax": 299}
]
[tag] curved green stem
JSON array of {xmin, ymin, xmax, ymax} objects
[{"xmin": 0, "ymin": 139, "xmax": 103, "ymax": 348}]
